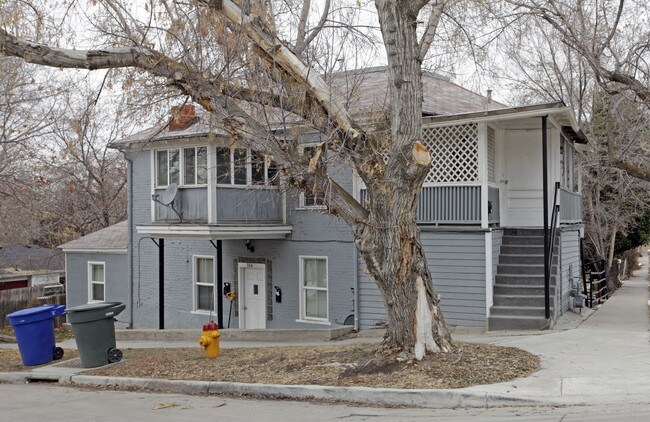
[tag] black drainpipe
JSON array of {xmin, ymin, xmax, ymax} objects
[
  {"xmin": 542, "ymin": 116, "xmax": 550, "ymax": 320},
  {"xmin": 210, "ymin": 240, "xmax": 224, "ymax": 328}
]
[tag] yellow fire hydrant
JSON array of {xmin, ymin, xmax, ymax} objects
[{"xmin": 198, "ymin": 321, "xmax": 220, "ymax": 358}]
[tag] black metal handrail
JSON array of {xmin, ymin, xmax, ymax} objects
[{"xmin": 544, "ymin": 181, "xmax": 560, "ymax": 319}]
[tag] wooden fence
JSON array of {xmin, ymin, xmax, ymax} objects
[{"xmin": 0, "ymin": 286, "xmax": 66, "ymax": 329}]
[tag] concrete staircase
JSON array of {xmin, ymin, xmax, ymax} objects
[{"xmin": 488, "ymin": 228, "xmax": 558, "ymax": 330}]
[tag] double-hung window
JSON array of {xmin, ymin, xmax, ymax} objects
[
  {"xmin": 300, "ymin": 257, "xmax": 328, "ymax": 321},
  {"xmin": 216, "ymin": 147, "xmax": 278, "ymax": 186},
  {"xmin": 88, "ymin": 262, "xmax": 105, "ymax": 302},
  {"xmin": 183, "ymin": 146, "xmax": 208, "ymax": 185},
  {"xmin": 156, "ymin": 149, "xmax": 180, "ymax": 187},
  {"xmin": 194, "ymin": 256, "xmax": 215, "ymax": 312},
  {"xmin": 560, "ymin": 138, "xmax": 580, "ymax": 193},
  {"xmin": 300, "ymin": 145, "xmax": 324, "ymax": 207}
]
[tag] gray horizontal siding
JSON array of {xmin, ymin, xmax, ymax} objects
[
  {"xmin": 358, "ymin": 231, "xmax": 487, "ymax": 329},
  {"xmin": 559, "ymin": 228, "xmax": 581, "ymax": 314},
  {"xmin": 217, "ymin": 187, "xmax": 283, "ymax": 223},
  {"xmin": 155, "ymin": 187, "xmax": 207, "ymax": 222}
]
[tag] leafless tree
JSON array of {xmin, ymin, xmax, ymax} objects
[
  {"xmin": 0, "ymin": 0, "xmax": 477, "ymax": 358},
  {"xmin": 506, "ymin": 0, "xmax": 650, "ymax": 181}
]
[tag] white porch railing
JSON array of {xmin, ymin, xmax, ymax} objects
[{"xmin": 560, "ymin": 187, "xmax": 582, "ymax": 223}]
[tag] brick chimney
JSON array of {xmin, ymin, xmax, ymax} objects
[{"xmin": 169, "ymin": 104, "xmax": 197, "ymax": 131}]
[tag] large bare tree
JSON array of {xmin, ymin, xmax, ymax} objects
[
  {"xmin": 506, "ymin": 0, "xmax": 650, "ymax": 181},
  {"xmin": 1, "ymin": 0, "xmax": 461, "ymax": 358}
]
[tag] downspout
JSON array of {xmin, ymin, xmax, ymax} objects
[
  {"xmin": 353, "ymin": 244, "xmax": 359, "ymax": 332},
  {"xmin": 542, "ymin": 116, "xmax": 551, "ymax": 321},
  {"xmin": 126, "ymin": 155, "xmax": 134, "ymax": 328}
]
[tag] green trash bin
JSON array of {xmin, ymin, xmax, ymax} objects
[{"xmin": 67, "ymin": 302, "xmax": 125, "ymax": 368}]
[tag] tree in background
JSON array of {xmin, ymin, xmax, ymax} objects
[
  {"xmin": 0, "ymin": 53, "xmax": 128, "ymax": 248},
  {"xmin": 507, "ymin": 0, "xmax": 650, "ymax": 182}
]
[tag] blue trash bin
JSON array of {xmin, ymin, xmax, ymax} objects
[{"xmin": 7, "ymin": 305, "xmax": 66, "ymax": 366}]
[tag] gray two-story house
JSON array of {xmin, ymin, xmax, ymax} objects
[{"xmin": 61, "ymin": 67, "xmax": 586, "ymax": 332}]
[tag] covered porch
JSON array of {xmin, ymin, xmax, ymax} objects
[{"xmin": 359, "ymin": 102, "xmax": 585, "ymax": 229}]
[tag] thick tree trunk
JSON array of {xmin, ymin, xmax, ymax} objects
[{"xmin": 351, "ymin": 1, "xmax": 455, "ymax": 359}]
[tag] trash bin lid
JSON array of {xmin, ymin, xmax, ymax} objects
[
  {"xmin": 67, "ymin": 302, "xmax": 125, "ymax": 324},
  {"xmin": 66, "ymin": 302, "xmax": 119, "ymax": 313},
  {"xmin": 8, "ymin": 305, "xmax": 65, "ymax": 326}
]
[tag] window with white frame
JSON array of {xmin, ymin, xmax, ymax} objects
[
  {"xmin": 183, "ymin": 146, "xmax": 208, "ymax": 185},
  {"xmin": 88, "ymin": 262, "xmax": 105, "ymax": 302},
  {"xmin": 194, "ymin": 256, "xmax": 214, "ymax": 312},
  {"xmin": 156, "ymin": 149, "xmax": 180, "ymax": 187},
  {"xmin": 300, "ymin": 257, "xmax": 328, "ymax": 321},
  {"xmin": 156, "ymin": 147, "xmax": 207, "ymax": 188},
  {"xmin": 560, "ymin": 138, "xmax": 579, "ymax": 192},
  {"xmin": 216, "ymin": 147, "xmax": 278, "ymax": 186},
  {"xmin": 300, "ymin": 145, "xmax": 325, "ymax": 207}
]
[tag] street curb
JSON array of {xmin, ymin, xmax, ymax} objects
[{"xmin": 0, "ymin": 372, "xmax": 541, "ymax": 408}]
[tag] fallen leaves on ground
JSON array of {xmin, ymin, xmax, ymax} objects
[
  {"xmin": 0, "ymin": 348, "xmax": 79, "ymax": 372},
  {"xmin": 85, "ymin": 342, "xmax": 539, "ymax": 389}
]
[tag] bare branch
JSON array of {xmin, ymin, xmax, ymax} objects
[
  {"xmin": 294, "ymin": 0, "xmax": 331, "ymax": 55},
  {"xmin": 418, "ymin": 1, "xmax": 446, "ymax": 62}
]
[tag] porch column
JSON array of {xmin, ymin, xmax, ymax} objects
[
  {"xmin": 542, "ymin": 116, "xmax": 551, "ymax": 320},
  {"xmin": 478, "ymin": 123, "xmax": 489, "ymax": 229},
  {"xmin": 210, "ymin": 240, "xmax": 224, "ymax": 328},
  {"xmin": 207, "ymin": 144, "xmax": 217, "ymax": 224},
  {"xmin": 158, "ymin": 238, "xmax": 165, "ymax": 329}
]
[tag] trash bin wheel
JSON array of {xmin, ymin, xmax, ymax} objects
[
  {"xmin": 108, "ymin": 347, "xmax": 123, "ymax": 364},
  {"xmin": 53, "ymin": 347, "xmax": 64, "ymax": 360}
]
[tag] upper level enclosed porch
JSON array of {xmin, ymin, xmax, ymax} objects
[
  {"xmin": 111, "ymin": 104, "xmax": 291, "ymax": 239},
  {"xmin": 357, "ymin": 102, "xmax": 587, "ymax": 229}
]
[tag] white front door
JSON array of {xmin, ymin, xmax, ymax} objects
[
  {"xmin": 504, "ymin": 129, "xmax": 543, "ymax": 226},
  {"xmin": 239, "ymin": 263, "xmax": 266, "ymax": 329}
]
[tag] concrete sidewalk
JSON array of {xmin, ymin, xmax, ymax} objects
[
  {"xmin": 2, "ymin": 254, "xmax": 648, "ymax": 408},
  {"xmin": 457, "ymin": 252, "xmax": 650, "ymax": 405}
]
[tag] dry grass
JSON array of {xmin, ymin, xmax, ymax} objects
[
  {"xmin": 86, "ymin": 342, "xmax": 539, "ymax": 389},
  {"xmin": 0, "ymin": 348, "xmax": 79, "ymax": 372}
]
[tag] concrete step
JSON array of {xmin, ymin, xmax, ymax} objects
[
  {"xmin": 499, "ymin": 254, "xmax": 557, "ymax": 265},
  {"xmin": 493, "ymin": 284, "xmax": 556, "ymax": 296},
  {"xmin": 502, "ymin": 236, "xmax": 545, "ymax": 246},
  {"xmin": 495, "ymin": 274, "xmax": 557, "ymax": 286},
  {"xmin": 493, "ymin": 294, "xmax": 555, "ymax": 307},
  {"xmin": 503, "ymin": 228, "xmax": 545, "ymax": 236},
  {"xmin": 114, "ymin": 327, "xmax": 353, "ymax": 342},
  {"xmin": 500, "ymin": 245, "xmax": 557, "ymax": 255},
  {"xmin": 497, "ymin": 263, "xmax": 558, "ymax": 275},
  {"xmin": 489, "ymin": 305, "xmax": 548, "ymax": 317},
  {"xmin": 488, "ymin": 315, "xmax": 550, "ymax": 331}
]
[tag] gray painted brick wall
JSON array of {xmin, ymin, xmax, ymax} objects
[
  {"xmin": 65, "ymin": 252, "xmax": 129, "ymax": 327},
  {"xmin": 129, "ymin": 149, "xmax": 356, "ymax": 329}
]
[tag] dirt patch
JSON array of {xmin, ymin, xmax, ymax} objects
[{"xmin": 85, "ymin": 342, "xmax": 539, "ymax": 389}]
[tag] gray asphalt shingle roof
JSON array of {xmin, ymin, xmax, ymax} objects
[
  {"xmin": 58, "ymin": 221, "xmax": 128, "ymax": 251},
  {"xmin": 111, "ymin": 67, "xmax": 506, "ymax": 146},
  {"xmin": 0, "ymin": 245, "xmax": 64, "ymax": 275}
]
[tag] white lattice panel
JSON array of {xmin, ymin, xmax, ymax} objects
[{"xmin": 423, "ymin": 124, "xmax": 479, "ymax": 183}]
